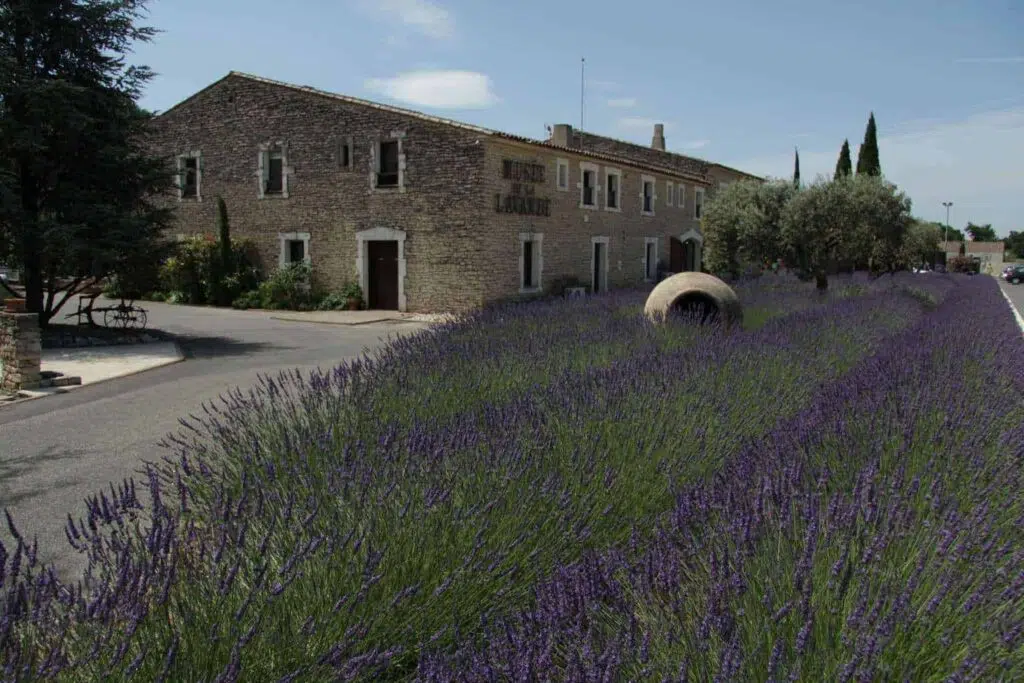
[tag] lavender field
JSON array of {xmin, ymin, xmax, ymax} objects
[{"xmin": 2, "ymin": 273, "xmax": 1022, "ymax": 681}]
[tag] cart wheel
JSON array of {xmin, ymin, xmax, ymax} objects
[
  {"xmin": 135, "ymin": 309, "xmax": 148, "ymax": 330},
  {"xmin": 104, "ymin": 307, "xmax": 129, "ymax": 329}
]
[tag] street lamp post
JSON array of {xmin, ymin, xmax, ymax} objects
[{"xmin": 942, "ymin": 201, "xmax": 953, "ymax": 267}]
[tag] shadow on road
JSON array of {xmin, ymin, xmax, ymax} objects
[
  {"xmin": 173, "ymin": 334, "xmax": 292, "ymax": 359},
  {"xmin": 0, "ymin": 445, "xmax": 87, "ymax": 508}
]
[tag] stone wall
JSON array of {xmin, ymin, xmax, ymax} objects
[
  {"xmin": 148, "ymin": 73, "xmax": 490, "ymax": 313},
  {"xmin": 479, "ymin": 138, "xmax": 710, "ymax": 301},
  {"xmin": 0, "ymin": 312, "xmax": 42, "ymax": 392}
]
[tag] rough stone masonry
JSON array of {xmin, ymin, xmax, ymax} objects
[{"xmin": 0, "ymin": 312, "xmax": 42, "ymax": 392}]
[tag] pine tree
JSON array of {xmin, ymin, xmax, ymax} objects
[
  {"xmin": 855, "ymin": 112, "xmax": 881, "ymax": 176},
  {"xmin": 793, "ymin": 148, "xmax": 801, "ymax": 188},
  {"xmin": 834, "ymin": 140, "xmax": 853, "ymax": 179},
  {"xmin": 0, "ymin": 0, "xmax": 172, "ymax": 323}
]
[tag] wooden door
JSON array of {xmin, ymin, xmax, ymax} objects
[
  {"xmin": 592, "ymin": 242, "xmax": 605, "ymax": 293},
  {"xmin": 670, "ymin": 237, "xmax": 684, "ymax": 272},
  {"xmin": 367, "ymin": 240, "xmax": 399, "ymax": 310}
]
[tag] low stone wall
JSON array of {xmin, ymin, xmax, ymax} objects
[{"xmin": 0, "ymin": 312, "xmax": 42, "ymax": 391}]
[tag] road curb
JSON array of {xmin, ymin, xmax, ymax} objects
[
  {"xmin": 1000, "ymin": 286, "xmax": 1024, "ymax": 334},
  {"xmin": 1, "ymin": 340, "xmax": 186, "ymax": 408}
]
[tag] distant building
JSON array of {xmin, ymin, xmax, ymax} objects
[{"xmin": 940, "ymin": 241, "xmax": 1005, "ymax": 275}]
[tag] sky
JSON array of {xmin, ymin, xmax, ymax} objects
[{"xmin": 132, "ymin": 0, "xmax": 1023, "ymax": 237}]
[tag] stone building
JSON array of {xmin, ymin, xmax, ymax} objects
[
  {"xmin": 941, "ymin": 240, "xmax": 1006, "ymax": 275},
  {"xmin": 149, "ymin": 72, "xmax": 760, "ymax": 312}
]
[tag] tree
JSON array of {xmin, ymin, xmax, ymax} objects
[
  {"xmin": 855, "ymin": 112, "xmax": 881, "ymax": 177},
  {"xmin": 0, "ymin": 0, "xmax": 174, "ymax": 325},
  {"xmin": 965, "ymin": 222, "xmax": 997, "ymax": 242},
  {"xmin": 835, "ymin": 139, "xmax": 853, "ymax": 179},
  {"xmin": 900, "ymin": 219, "xmax": 944, "ymax": 268},
  {"xmin": 210, "ymin": 196, "xmax": 234, "ymax": 306},
  {"xmin": 1005, "ymin": 230, "xmax": 1024, "ymax": 259},
  {"xmin": 793, "ymin": 148, "xmax": 801, "ymax": 188},
  {"xmin": 702, "ymin": 179, "xmax": 796, "ymax": 280},
  {"xmin": 780, "ymin": 175, "xmax": 910, "ymax": 290}
]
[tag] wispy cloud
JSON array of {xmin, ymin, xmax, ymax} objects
[
  {"xmin": 683, "ymin": 139, "xmax": 710, "ymax": 150},
  {"xmin": 954, "ymin": 56, "xmax": 1024, "ymax": 64},
  {"xmin": 606, "ymin": 97, "xmax": 636, "ymax": 108},
  {"xmin": 358, "ymin": 0, "xmax": 454, "ymax": 40},
  {"xmin": 728, "ymin": 108, "xmax": 1024, "ymax": 235},
  {"xmin": 588, "ymin": 79, "xmax": 619, "ymax": 91},
  {"xmin": 365, "ymin": 70, "xmax": 498, "ymax": 109}
]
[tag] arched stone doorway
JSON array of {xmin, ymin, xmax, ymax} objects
[{"xmin": 669, "ymin": 229, "xmax": 703, "ymax": 272}]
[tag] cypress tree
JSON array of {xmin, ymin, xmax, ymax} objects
[
  {"xmin": 834, "ymin": 140, "xmax": 853, "ymax": 179},
  {"xmin": 855, "ymin": 112, "xmax": 881, "ymax": 176},
  {"xmin": 793, "ymin": 148, "xmax": 801, "ymax": 188}
]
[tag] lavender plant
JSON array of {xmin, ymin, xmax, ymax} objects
[{"xmin": 1, "ymin": 273, "xmax": 1015, "ymax": 682}]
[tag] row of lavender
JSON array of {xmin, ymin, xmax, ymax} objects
[
  {"xmin": 0, "ymin": 274, "xmax": 984, "ymax": 681},
  {"xmin": 419, "ymin": 276, "xmax": 1024, "ymax": 680}
]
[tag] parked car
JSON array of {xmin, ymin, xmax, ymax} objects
[{"xmin": 1004, "ymin": 265, "xmax": 1024, "ymax": 284}]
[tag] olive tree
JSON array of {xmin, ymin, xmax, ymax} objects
[
  {"xmin": 702, "ymin": 179, "xmax": 796, "ymax": 280},
  {"xmin": 781, "ymin": 175, "xmax": 912, "ymax": 290}
]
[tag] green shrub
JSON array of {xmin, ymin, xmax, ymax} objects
[
  {"xmin": 232, "ymin": 290, "xmax": 261, "ymax": 310},
  {"xmin": 158, "ymin": 235, "xmax": 262, "ymax": 306},
  {"xmin": 256, "ymin": 262, "xmax": 314, "ymax": 310},
  {"xmin": 315, "ymin": 293, "xmax": 346, "ymax": 311}
]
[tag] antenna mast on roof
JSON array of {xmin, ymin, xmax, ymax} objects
[{"xmin": 580, "ymin": 57, "xmax": 585, "ymax": 150}]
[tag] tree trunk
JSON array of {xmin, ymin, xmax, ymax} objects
[
  {"xmin": 815, "ymin": 271, "xmax": 828, "ymax": 292},
  {"xmin": 18, "ymin": 162, "xmax": 47, "ymax": 324}
]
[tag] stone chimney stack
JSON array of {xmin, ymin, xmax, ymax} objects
[
  {"xmin": 652, "ymin": 123, "xmax": 666, "ymax": 151},
  {"xmin": 551, "ymin": 123, "xmax": 574, "ymax": 147}
]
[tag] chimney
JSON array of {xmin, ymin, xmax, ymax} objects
[
  {"xmin": 551, "ymin": 123, "xmax": 574, "ymax": 148},
  {"xmin": 651, "ymin": 123, "xmax": 666, "ymax": 151}
]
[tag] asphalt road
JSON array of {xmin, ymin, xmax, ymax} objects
[
  {"xmin": 0, "ymin": 298, "xmax": 431, "ymax": 582},
  {"xmin": 1000, "ymin": 278, "xmax": 1024, "ymax": 322}
]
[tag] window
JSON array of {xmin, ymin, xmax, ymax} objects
[
  {"xmin": 641, "ymin": 176, "xmax": 655, "ymax": 215},
  {"xmin": 677, "ymin": 183, "xmax": 686, "ymax": 209},
  {"xmin": 176, "ymin": 152, "xmax": 201, "ymax": 201},
  {"xmin": 519, "ymin": 233, "xmax": 543, "ymax": 292},
  {"xmin": 339, "ymin": 137, "xmax": 353, "ymax": 169},
  {"xmin": 267, "ymin": 150, "xmax": 283, "ymax": 194},
  {"xmin": 666, "ymin": 181, "xmax": 674, "ymax": 207},
  {"xmin": 378, "ymin": 140, "xmax": 399, "ymax": 187},
  {"xmin": 258, "ymin": 142, "xmax": 289, "ymax": 198},
  {"xmin": 183, "ymin": 158, "xmax": 198, "ymax": 197},
  {"xmin": 278, "ymin": 232, "xmax": 310, "ymax": 269},
  {"xmin": 556, "ymin": 158, "xmax": 569, "ymax": 191},
  {"xmin": 695, "ymin": 188, "xmax": 705, "ymax": 219},
  {"xmin": 644, "ymin": 237, "xmax": 659, "ymax": 281},
  {"xmin": 579, "ymin": 162, "xmax": 599, "ymax": 208},
  {"xmin": 287, "ymin": 239, "xmax": 305, "ymax": 263},
  {"xmin": 605, "ymin": 168, "xmax": 621, "ymax": 211}
]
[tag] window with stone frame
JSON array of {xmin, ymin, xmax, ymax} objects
[
  {"xmin": 582, "ymin": 168, "xmax": 597, "ymax": 207},
  {"xmin": 556, "ymin": 159, "xmax": 569, "ymax": 191},
  {"xmin": 258, "ymin": 142, "xmax": 288, "ymax": 198},
  {"xmin": 285, "ymin": 239, "xmax": 305, "ymax": 264},
  {"xmin": 377, "ymin": 140, "xmax": 400, "ymax": 187},
  {"xmin": 176, "ymin": 152, "xmax": 201, "ymax": 200},
  {"xmin": 666, "ymin": 181, "xmax": 675, "ymax": 207},
  {"xmin": 519, "ymin": 233, "xmax": 543, "ymax": 292},
  {"xmin": 605, "ymin": 169, "xmax": 621, "ymax": 210},
  {"xmin": 338, "ymin": 137, "xmax": 353, "ymax": 170},
  {"xmin": 642, "ymin": 178, "xmax": 655, "ymax": 214},
  {"xmin": 695, "ymin": 188, "xmax": 705, "ymax": 219}
]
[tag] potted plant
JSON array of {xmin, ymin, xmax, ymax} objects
[{"xmin": 341, "ymin": 281, "xmax": 363, "ymax": 310}]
